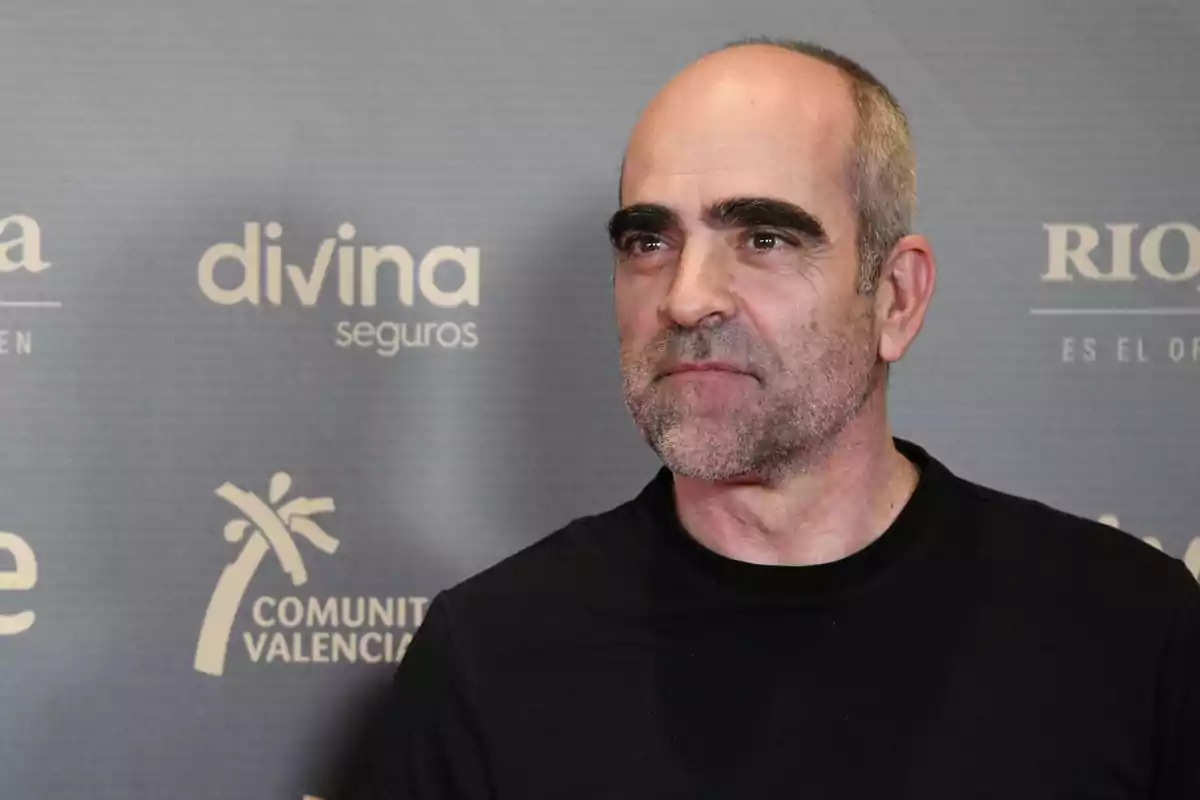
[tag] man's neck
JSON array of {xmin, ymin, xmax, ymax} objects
[{"xmin": 671, "ymin": 398, "xmax": 919, "ymax": 567}]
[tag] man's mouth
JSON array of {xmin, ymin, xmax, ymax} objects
[{"xmin": 661, "ymin": 362, "xmax": 753, "ymax": 378}]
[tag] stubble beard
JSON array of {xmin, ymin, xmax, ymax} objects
[{"xmin": 621, "ymin": 307, "xmax": 881, "ymax": 483}]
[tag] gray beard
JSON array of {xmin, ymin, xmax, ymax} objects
[{"xmin": 621, "ymin": 315, "xmax": 880, "ymax": 483}]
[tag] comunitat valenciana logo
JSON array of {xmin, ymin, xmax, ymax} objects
[
  {"xmin": 197, "ymin": 222, "xmax": 480, "ymax": 357},
  {"xmin": 193, "ymin": 471, "xmax": 428, "ymax": 677},
  {"xmin": 1038, "ymin": 223, "xmax": 1200, "ymax": 367},
  {"xmin": 0, "ymin": 531, "xmax": 38, "ymax": 636},
  {"xmin": 1098, "ymin": 514, "xmax": 1200, "ymax": 582}
]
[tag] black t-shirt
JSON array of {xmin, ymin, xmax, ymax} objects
[{"xmin": 356, "ymin": 440, "xmax": 1200, "ymax": 799}]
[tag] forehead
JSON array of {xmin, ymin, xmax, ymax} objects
[{"xmin": 620, "ymin": 51, "xmax": 857, "ymax": 218}]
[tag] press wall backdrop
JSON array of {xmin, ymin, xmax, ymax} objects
[{"xmin": 2, "ymin": 1, "xmax": 1198, "ymax": 798}]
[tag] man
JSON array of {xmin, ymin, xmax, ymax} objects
[{"xmin": 357, "ymin": 39, "xmax": 1200, "ymax": 798}]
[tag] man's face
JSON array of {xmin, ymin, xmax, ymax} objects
[{"xmin": 612, "ymin": 49, "xmax": 883, "ymax": 482}]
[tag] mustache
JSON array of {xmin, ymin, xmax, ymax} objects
[{"xmin": 640, "ymin": 324, "xmax": 770, "ymax": 377}]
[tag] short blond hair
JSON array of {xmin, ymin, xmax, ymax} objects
[{"xmin": 722, "ymin": 38, "xmax": 916, "ymax": 292}]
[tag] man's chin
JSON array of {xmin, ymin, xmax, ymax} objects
[
  {"xmin": 658, "ymin": 451, "xmax": 756, "ymax": 483},
  {"xmin": 645, "ymin": 427, "xmax": 756, "ymax": 482}
]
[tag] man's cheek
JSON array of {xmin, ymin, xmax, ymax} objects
[
  {"xmin": 617, "ymin": 319, "xmax": 660, "ymax": 362},
  {"xmin": 612, "ymin": 297, "xmax": 643, "ymax": 342}
]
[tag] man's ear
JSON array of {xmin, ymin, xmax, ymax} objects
[{"xmin": 873, "ymin": 234, "xmax": 936, "ymax": 364}]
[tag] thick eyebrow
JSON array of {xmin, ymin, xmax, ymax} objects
[
  {"xmin": 607, "ymin": 203, "xmax": 681, "ymax": 246},
  {"xmin": 606, "ymin": 196, "xmax": 829, "ymax": 248},
  {"xmin": 706, "ymin": 197, "xmax": 828, "ymax": 245}
]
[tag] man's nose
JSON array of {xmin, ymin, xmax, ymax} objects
[{"xmin": 661, "ymin": 239, "xmax": 735, "ymax": 328}]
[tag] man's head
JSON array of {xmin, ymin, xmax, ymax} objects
[{"xmin": 610, "ymin": 39, "xmax": 935, "ymax": 482}]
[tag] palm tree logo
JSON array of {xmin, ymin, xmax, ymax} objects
[{"xmin": 194, "ymin": 471, "xmax": 338, "ymax": 677}]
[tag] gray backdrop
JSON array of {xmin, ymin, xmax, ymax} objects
[{"xmin": 2, "ymin": 1, "xmax": 1198, "ymax": 798}]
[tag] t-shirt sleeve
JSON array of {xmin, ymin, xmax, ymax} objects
[
  {"xmin": 353, "ymin": 592, "xmax": 494, "ymax": 799},
  {"xmin": 1152, "ymin": 563, "xmax": 1200, "ymax": 800}
]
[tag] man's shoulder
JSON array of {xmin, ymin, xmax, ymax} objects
[
  {"xmin": 437, "ymin": 486, "xmax": 651, "ymax": 615},
  {"xmin": 946, "ymin": 468, "xmax": 1193, "ymax": 600}
]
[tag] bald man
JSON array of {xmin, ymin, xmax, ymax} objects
[{"xmin": 357, "ymin": 39, "xmax": 1200, "ymax": 799}]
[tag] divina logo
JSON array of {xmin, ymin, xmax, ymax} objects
[
  {"xmin": 194, "ymin": 471, "xmax": 428, "ymax": 677},
  {"xmin": 197, "ymin": 222, "xmax": 480, "ymax": 357}
]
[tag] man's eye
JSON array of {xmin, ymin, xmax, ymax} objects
[
  {"xmin": 620, "ymin": 233, "xmax": 666, "ymax": 256},
  {"xmin": 745, "ymin": 230, "xmax": 794, "ymax": 253}
]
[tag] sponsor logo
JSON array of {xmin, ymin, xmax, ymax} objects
[
  {"xmin": 1036, "ymin": 223, "xmax": 1200, "ymax": 368},
  {"xmin": 1058, "ymin": 335, "xmax": 1200, "ymax": 365},
  {"xmin": 0, "ymin": 531, "xmax": 38, "ymax": 635},
  {"xmin": 194, "ymin": 471, "xmax": 427, "ymax": 677},
  {"xmin": 1043, "ymin": 223, "xmax": 1200, "ymax": 288},
  {"xmin": 1099, "ymin": 514, "xmax": 1200, "ymax": 582},
  {"xmin": 0, "ymin": 214, "xmax": 58, "ymax": 357},
  {"xmin": 198, "ymin": 222, "xmax": 480, "ymax": 357}
]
